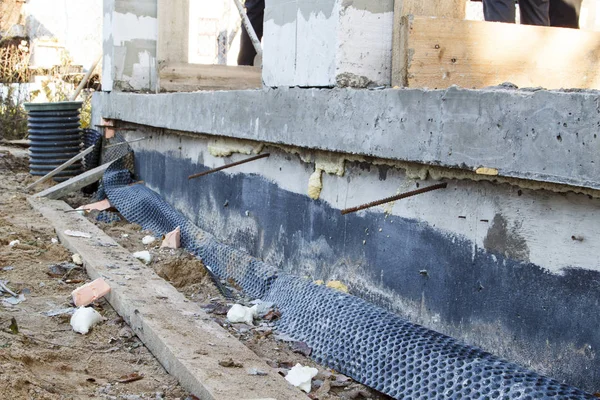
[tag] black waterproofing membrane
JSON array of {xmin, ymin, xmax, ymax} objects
[{"xmin": 102, "ymin": 153, "xmax": 594, "ymax": 400}]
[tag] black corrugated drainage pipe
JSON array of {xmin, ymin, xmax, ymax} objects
[{"xmin": 24, "ymin": 101, "xmax": 82, "ymax": 182}]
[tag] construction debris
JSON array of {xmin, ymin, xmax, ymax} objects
[
  {"xmin": 291, "ymin": 341, "xmax": 312, "ymax": 357},
  {"xmin": 227, "ymin": 304, "xmax": 257, "ymax": 325},
  {"xmin": 47, "ymin": 262, "xmax": 79, "ymax": 278},
  {"xmin": 71, "ymin": 278, "xmax": 111, "ymax": 307},
  {"xmin": 117, "ymin": 372, "xmax": 145, "ymax": 383},
  {"xmin": 285, "ymin": 364, "xmax": 319, "ymax": 393},
  {"xmin": 0, "ymin": 280, "xmax": 18, "ymax": 297},
  {"xmin": 142, "ymin": 236, "xmax": 156, "ymax": 245},
  {"xmin": 252, "ymin": 300, "xmax": 275, "ymax": 318},
  {"xmin": 64, "ymin": 230, "xmax": 92, "ymax": 239},
  {"xmin": 72, "ymin": 253, "xmax": 83, "ymax": 265},
  {"xmin": 133, "ymin": 250, "xmax": 152, "ymax": 264},
  {"xmin": 161, "ymin": 227, "xmax": 181, "ymax": 249},
  {"xmin": 2, "ymin": 294, "xmax": 25, "ymax": 306},
  {"xmin": 70, "ymin": 306, "xmax": 105, "ymax": 334},
  {"xmin": 42, "ymin": 307, "xmax": 75, "ymax": 317},
  {"xmin": 247, "ymin": 368, "xmax": 268, "ymax": 376},
  {"xmin": 79, "ymin": 199, "xmax": 113, "ymax": 212}
]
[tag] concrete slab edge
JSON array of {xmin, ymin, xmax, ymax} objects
[
  {"xmin": 94, "ymin": 88, "xmax": 600, "ymax": 191},
  {"xmin": 27, "ymin": 196, "xmax": 308, "ymax": 400}
]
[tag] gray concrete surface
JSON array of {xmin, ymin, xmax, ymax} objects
[
  {"xmin": 103, "ymin": 0, "xmax": 158, "ymax": 92},
  {"xmin": 117, "ymin": 126, "xmax": 600, "ymax": 391},
  {"xmin": 95, "ymin": 86, "xmax": 600, "ymax": 191},
  {"xmin": 28, "ymin": 196, "xmax": 309, "ymax": 400},
  {"xmin": 263, "ymin": 0, "xmax": 394, "ymax": 86}
]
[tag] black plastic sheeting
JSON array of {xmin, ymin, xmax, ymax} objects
[
  {"xmin": 102, "ymin": 156, "xmax": 595, "ymax": 400},
  {"xmin": 82, "ymin": 129, "xmax": 102, "ymax": 171}
]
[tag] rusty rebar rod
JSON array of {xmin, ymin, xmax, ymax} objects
[
  {"xmin": 188, "ymin": 153, "xmax": 270, "ymax": 180},
  {"xmin": 341, "ymin": 182, "xmax": 448, "ymax": 215}
]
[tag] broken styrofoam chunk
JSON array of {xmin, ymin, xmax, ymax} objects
[
  {"xmin": 71, "ymin": 278, "xmax": 111, "ymax": 307},
  {"xmin": 161, "ymin": 227, "xmax": 181, "ymax": 249},
  {"xmin": 51, "ymin": 238, "xmax": 58, "ymax": 244},
  {"xmin": 2, "ymin": 266, "xmax": 14, "ymax": 271},
  {"xmin": 70, "ymin": 306, "xmax": 105, "ymax": 334},
  {"xmin": 72, "ymin": 253, "xmax": 83, "ymax": 266},
  {"xmin": 227, "ymin": 304, "xmax": 258, "ymax": 325},
  {"xmin": 64, "ymin": 230, "xmax": 92, "ymax": 239},
  {"xmin": 285, "ymin": 364, "xmax": 319, "ymax": 393},
  {"xmin": 133, "ymin": 250, "xmax": 152, "ymax": 264},
  {"xmin": 8, "ymin": 240, "xmax": 19, "ymax": 247},
  {"xmin": 2, "ymin": 294, "xmax": 25, "ymax": 306},
  {"xmin": 121, "ymin": 234, "xmax": 129, "ymax": 238},
  {"xmin": 142, "ymin": 236, "xmax": 156, "ymax": 245}
]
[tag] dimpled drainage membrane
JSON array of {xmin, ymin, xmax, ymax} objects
[{"xmin": 103, "ymin": 157, "xmax": 595, "ymax": 400}]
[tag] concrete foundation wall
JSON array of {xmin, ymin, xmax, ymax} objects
[
  {"xmin": 92, "ymin": 86, "xmax": 600, "ymax": 391},
  {"xmin": 110, "ymin": 127, "xmax": 600, "ymax": 392},
  {"xmin": 95, "ymin": 88, "xmax": 600, "ymax": 192}
]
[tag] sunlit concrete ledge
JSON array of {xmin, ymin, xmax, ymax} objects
[{"xmin": 94, "ymin": 87, "xmax": 600, "ymax": 191}]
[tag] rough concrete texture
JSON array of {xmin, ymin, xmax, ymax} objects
[
  {"xmin": 263, "ymin": 0, "xmax": 393, "ymax": 86},
  {"xmin": 103, "ymin": 0, "xmax": 158, "ymax": 92},
  {"xmin": 119, "ymin": 128, "xmax": 600, "ymax": 392},
  {"xmin": 95, "ymin": 87, "xmax": 600, "ymax": 191},
  {"xmin": 28, "ymin": 196, "xmax": 309, "ymax": 400}
]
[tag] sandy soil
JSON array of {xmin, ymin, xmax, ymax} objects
[{"xmin": 0, "ymin": 148, "xmax": 191, "ymax": 400}]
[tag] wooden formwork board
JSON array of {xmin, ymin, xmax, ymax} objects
[
  {"xmin": 392, "ymin": 16, "xmax": 600, "ymax": 89},
  {"xmin": 159, "ymin": 63, "xmax": 262, "ymax": 92}
]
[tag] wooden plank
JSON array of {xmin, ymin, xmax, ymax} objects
[
  {"xmin": 393, "ymin": 16, "xmax": 600, "ymax": 89},
  {"xmin": 34, "ymin": 162, "xmax": 112, "ymax": 200},
  {"xmin": 27, "ymin": 145, "xmax": 95, "ymax": 190},
  {"xmin": 391, "ymin": 1, "xmax": 467, "ymax": 86},
  {"xmin": 159, "ymin": 63, "xmax": 262, "ymax": 92},
  {"xmin": 28, "ymin": 197, "xmax": 309, "ymax": 400}
]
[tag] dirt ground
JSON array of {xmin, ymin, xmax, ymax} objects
[
  {"xmin": 0, "ymin": 148, "xmax": 190, "ymax": 400},
  {"xmin": 0, "ymin": 146, "xmax": 391, "ymax": 400}
]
